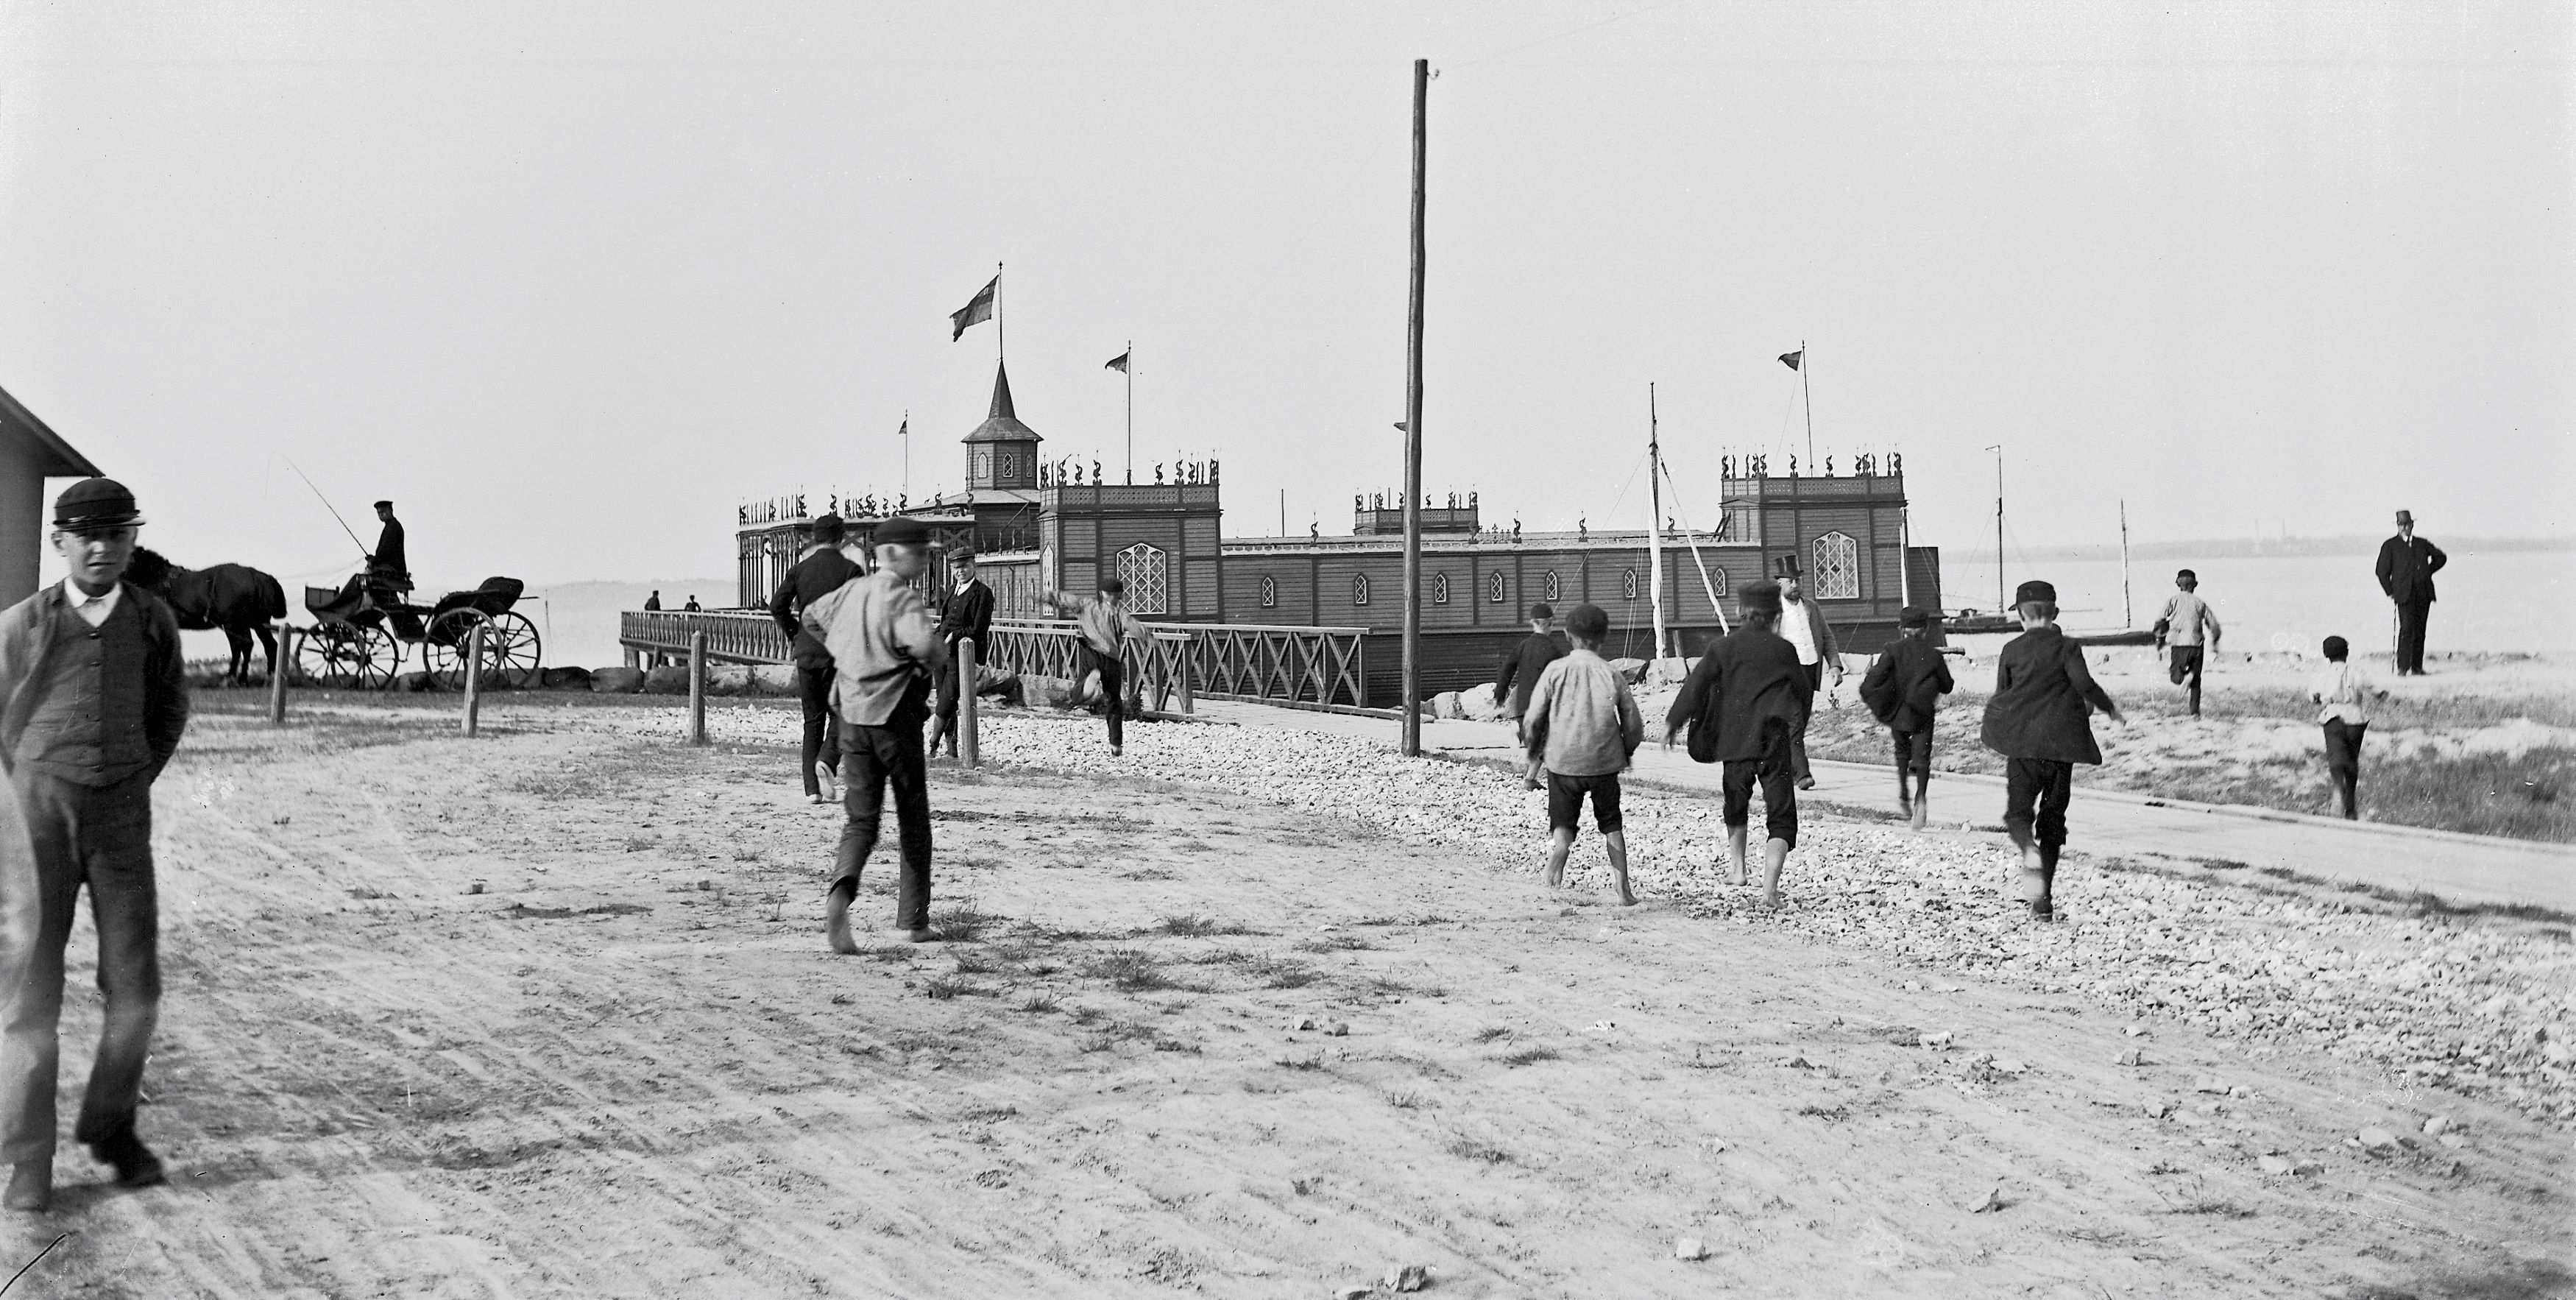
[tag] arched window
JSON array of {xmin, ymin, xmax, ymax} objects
[
  {"xmin": 1259, "ymin": 574, "xmax": 1277, "ymax": 608},
  {"xmin": 975, "ymin": 450, "xmax": 991, "ymax": 481},
  {"xmin": 1543, "ymin": 570, "xmax": 1560, "ymax": 602},
  {"xmin": 1352, "ymin": 573, "xmax": 1371, "ymax": 606},
  {"xmin": 1487, "ymin": 572, "xmax": 1507, "ymax": 604},
  {"xmin": 1812, "ymin": 531, "xmax": 1860, "ymax": 599},
  {"xmin": 1432, "ymin": 572, "xmax": 1450, "ymax": 604},
  {"xmin": 1621, "ymin": 568, "xmax": 1639, "ymax": 600},
  {"xmin": 1117, "ymin": 543, "xmax": 1168, "ymax": 614}
]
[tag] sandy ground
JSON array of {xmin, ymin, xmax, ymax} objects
[{"xmin": 0, "ymin": 695, "xmax": 2568, "ymax": 1299}]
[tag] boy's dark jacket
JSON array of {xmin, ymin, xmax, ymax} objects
[
  {"xmin": 1978, "ymin": 625, "xmax": 2115, "ymax": 764},
  {"xmin": 769, "ymin": 548, "xmax": 863, "ymax": 666},
  {"xmin": 1666, "ymin": 626, "xmax": 1812, "ymax": 763},
  {"xmin": 1859, "ymin": 637, "xmax": 1953, "ymax": 732},
  {"xmin": 0, "ymin": 582, "xmax": 191, "ymax": 775}
]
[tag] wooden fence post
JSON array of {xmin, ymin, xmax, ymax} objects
[
  {"xmin": 268, "ymin": 623, "xmax": 291, "ymax": 724},
  {"xmin": 687, "ymin": 631, "xmax": 708, "ymax": 746},
  {"xmin": 1176, "ymin": 635, "xmax": 1194, "ymax": 716},
  {"xmin": 958, "ymin": 637, "xmax": 980, "ymax": 769},
  {"xmin": 462, "ymin": 622, "xmax": 484, "ymax": 737}
]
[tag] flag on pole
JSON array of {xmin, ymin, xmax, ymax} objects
[
  {"xmin": 1778, "ymin": 349, "xmax": 1803, "ymax": 371},
  {"xmin": 898, "ymin": 414, "xmax": 908, "ymax": 439},
  {"xmin": 1103, "ymin": 350, "xmax": 1130, "ymax": 372},
  {"xmin": 950, "ymin": 275, "xmax": 998, "ymax": 341}
]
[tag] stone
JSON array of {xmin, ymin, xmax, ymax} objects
[
  {"xmin": 1457, "ymin": 683, "xmax": 1507, "ymax": 721},
  {"xmin": 2421, "ymin": 1114, "xmax": 2451, "ymax": 1136},
  {"xmin": 1608, "ymin": 657, "xmax": 1649, "ymax": 684},
  {"xmin": 2439, "ymin": 1133, "xmax": 2466, "ymax": 1149},
  {"xmin": 2117, "ymin": 1048, "xmax": 2147, "ymax": 1067},
  {"xmin": 2358, "ymin": 1127, "xmax": 2400, "ymax": 1152},
  {"xmin": 590, "ymin": 666, "xmax": 645, "ymax": 693},
  {"xmin": 2123, "ymin": 1023, "xmax": 2146, "ymax": 1037},
  {"xmin": 2256, "ymin": 1155, "xmax": 2291, "ymax": 1175},
  {"xmin": 1292, "ymin": 1017, "xmax": 1319, "ymax": 1031},
  {"xmin": 642, "ymin": 665, "xmax": 692, "ymax": 694},
  {"xmin": 1970, "ymin": 1187, "xmax": 2006, "ymax": 1213},
  {"xmin": 706, "ymin": 665, "xmax": 754, "ymax": 695},
  {"xmin": 464, "ymin": 880, "xmax": 485, "ymax": 895},
  {"xmin": 750, "ymin": 663, "xmax": 800, "ymax": 693},
  {"xmin": 1430, "ymin": 690, "xmax": 1465, "ymax": 720},
  {"xmin": 1334, "ymin": 1288, "xmax": 1373, "ymax": 1300},
  {"xmin": 2193, "ymin": 1075, "xmax": 2229, "ymax": 1094},
  {"xmin": 1921, "ymin": 1031, "xmax": 1953, "ymax": 1050},
  {"xmin": 2292, "ymin": 1161, "xmax": 2324, "ymax": 1176},
  {"xmin": 1327, "ymin": 1022, "xmax": 1350, "ymax": 1037},
  {"xmin": 538, "ymin": 665, "xmax": 593, "ymax": 690},
  {"xmin": 1991, "ymin": 1058, "xmax": 2028, "ymax": 1075},
  {"xmin": 1674, "ymin": 1237, "xmax": 1710, "ymax": 1261},
  {"xmin": 2142, "ymin": 1100, "xmax": 2174, "ymax": 1119},
  {"xmin": 1384, "ymin": 1263, "xmax": 1431, "ymax": 1292}
]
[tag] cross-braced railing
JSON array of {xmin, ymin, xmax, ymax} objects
[
  {"xmin": 620, "ymin": 610, "xmax": 790, "ymax": 665},
  {"xmin": 986, "ymin": 619, "xmax": 1369, "ymax": 712}
]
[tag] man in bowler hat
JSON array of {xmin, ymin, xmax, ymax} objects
[
  {"xmin": 1980, "ymin": 579, "xmax": 2122, "ymax": 922},
  {"xmin": 770, "ymin": 514, "xmax": 862, "ymax": 802},
  {"xmin": 2374, "ymin": 510, "xmax": 2446, "ymax": 675},
  {"xmin": 0, "ymin": 478, "xmax": 190, "ymax": 1210}
]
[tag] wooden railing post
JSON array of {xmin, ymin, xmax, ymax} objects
[
  {"xmin": 1176, "ymin": 632, "xmax": 1194, "ymax": 716},
  {"xmin": 268, "ymin": 623, "xmax": 291, "ymax": 724},
  {"xmin": 958, "ymin": 637, "xmax": 980, "ymax": 769},
  {"xmin": 687, "ymin": 631, "xmax": 708, "ymax": 745},
  {"xmin": 462, "ymin": 622, "xmax": 484, "ymax": 737}
]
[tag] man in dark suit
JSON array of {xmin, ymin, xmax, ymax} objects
[
  {"xmin": 367, "ymin": 500, "xmax": 409, "ymax": 596},
  {"xmin": 2374, "ymin": 509, "xmax": 2447, "ymax": 676},
  {"xmin": 931, "ymin": 545, "xmax": 995, "ymax": 760},
  {"xmin": 1496, "ymin": 603, "xmax": 1563, "ymax": 790},
  {"xmin": 769, "ymin": 514, "xmax": 863, "ymax": 802}
]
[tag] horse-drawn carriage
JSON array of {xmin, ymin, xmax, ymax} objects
[{"xmin": 297, "ymin": 573, "xmax": 542, "ymax": 690}]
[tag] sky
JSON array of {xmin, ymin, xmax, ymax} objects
[{"xmin": 1, "ymin": 1, "xmax": 2567, "ymax": 595}]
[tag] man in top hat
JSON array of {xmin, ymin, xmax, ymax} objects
[
  {"xmin": 1772, "ymin": 555, "xmax": 1842, "ymax": 791},
  {"xmin": 2374, "ymin": 510, "xmax": 2447, "ymax": 675},
  {"xmin": 0, "ymin": 478, "xmax": 190, "ymax": 1210},
  {"xmin": 367, "ymin": 500, "xmax": 408, "ymax": 595},
  {"xmin": 770, "ymin": 514, "xmax": 863, "ymax": 803},
  {"xmin": 802, "ymin": 517, "xmax": 947, "ymax": 950},
  {"xmin": 1980, "ymin": 579, "xmax": 2123, "ymax": 922},
  {"xmin": 931, "ymin": 543, "xmax": 995, "ymax": 760}
]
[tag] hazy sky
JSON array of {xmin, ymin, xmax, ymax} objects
[{"xmin": 2, "ymin": 2, "xmax": 2567, "ymax": 593}]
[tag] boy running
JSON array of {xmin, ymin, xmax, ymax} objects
[
  {"xmin": 1042, "ymin": 576, "xmax": 1135, "ymax": 756},
  {"xmin": 1666, "ymin": 582, "xmax": 1813, "ymax": 907},
  {"xmin": 1858, "ymin": 605, "xmax": 1953, "ymax": 830},
  {"xmin": 2310, "ymin": 635, "xmax": 2384, "ymax": 820},
  {"xmin": 1980, "ymin": 579, "xmax": 2123, "ymax": 921},
  {"xmin": 1521, "ymin": 604, "xmax": 1643, "ymax": 905},
  {"xmin": 2153, "ymin": 568, "xmax": 2222, "ymax": 716}
]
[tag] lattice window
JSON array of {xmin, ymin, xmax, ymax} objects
[
  {"xmin": 1117, "ymin": 542, "xmax": 1168, "ymax": 615},
  {"xmin": 1812, "ymin": 531, "xmax": 1859, "ymax": 599},
  {"xmin": 1622, "ymin": 568, "xmax": 1639, "ymax": 600},
  {"xmin": 1543, "ymin": 570, "xmax": 1560, "ymax": 602},
  {"xmin": 1352, "ymin": 573, "xmax": 1370, "ymax": 606},
  {"xmin": 975, "ymin": 450, "xmax": 991, "ymax": 481},
  {"xmin": 1260, "ymin": 574, "xmax": 1277, "ymax": 608},
  {"xmin": 1432, "ymin": 572, "xmax": 1449, "ymax": 604},
  {"xmin": 1487, "ymin": 572, "xmax": 1506, "ymax": 604}
]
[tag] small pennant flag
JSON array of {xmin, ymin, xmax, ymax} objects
[
  {"xmin": 898, "ymin": 415, "xmax": 908, "ymax": 439},
  {"xmin": 950, "ymin": 275, "xmax": 998, "ymax": 341},
  {"xmin": 1103, "ymin": 350, "xmax": 1130, "ymax": 372},
  {"xmin": 1778, "ymin": 349, "xmax": 1803, "ymax": 371}
]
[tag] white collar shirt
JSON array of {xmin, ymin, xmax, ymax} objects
[
  {"xmin": 1778, "ymin": 597, "xmax": 1819, "ymax": 665},
  {"xmin": 63, "ymin": 580, "xmax": 122, "ymax": 628}
]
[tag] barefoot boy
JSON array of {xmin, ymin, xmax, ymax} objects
[
  {"xmin": 1666, "ymin": 582, "xmax": 1812, "ymax": 907},
  {"xmin": 1979, "ymin": 579, "xmax": 2123, "ymax": 921},
  {"xmin": 2153, "ymin": 568, "xmax": 2222, "ymax": 716},
  {"xmin": 804, "ymin": 517, "xmax": 948, "ymax": 951},
  {"xmin": 2310, "ymin": 635, "xmax": 2384, "ymax": 820},
  {"xmin": 1521, "ymin": 604, "xmax": 1644, "ymax": 904},
  {"xmin": 1858, "ymin": 605, "xmax": 1953, "ymax": 830}
]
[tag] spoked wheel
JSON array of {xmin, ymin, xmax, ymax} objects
[
  {"xmin": 422, "ymin": 609, "xmax": 489, "ymax": 690},
  {"xmin": 294, "ymin": 623, "xmax": 399, "ymax": 690},
  {"xmin": 479, "ymin": 610, "xmax": 543, "ymax": 688}
]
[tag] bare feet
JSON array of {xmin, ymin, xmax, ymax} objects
[
  {"xmin": 1909, "ymin": 802, "xmax": 1928, "ymax": 833},
  {"xmin": 903, "ymin": 928, "xmax": 935, "ymax": 944},
  {"xmin": 1543, "ymin": 866, "xmax": 1563, "ymax": 887},
  {"xmin": 1761, "ymin": 888, "xmax": 1783, "ymax": 908},
  {"xmin": 4, "ymin": 1159, "xmax": 49, "ymax": 1212},
  {"xmin": 1616, "ymin": 889, "xmax": 1638, "ymax": 906},
  {"xmin": 824, "ymin": 887, "xmax": 858, "ymax": 955}
]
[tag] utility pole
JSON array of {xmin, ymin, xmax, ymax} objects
[
  {"xmin": 1124, "ymin": 339, "xmax": 1133, "ymax": 485},
  {"xmin": 1986, "ymin": 444, "xmax": 2005, "ymax": 613},
  {"xmin": 1647, "ymin": 384, "xmax": 1668, "ymax": 668},
  {"xmin": 1401, "ymin": 57, "xmax": 1428, "ymax": 756}
]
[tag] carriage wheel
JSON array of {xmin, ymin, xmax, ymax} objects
[
  {"xmin": 294, "ymin": 624, "xmax": 398, "ymax": 690},
  {"xmin": 422, "ymin": 609, "xmax": 489, "ymax": 690},
  {"xmin": 479, "ymin": 610, "xmax": 543, "ymax": 688}
]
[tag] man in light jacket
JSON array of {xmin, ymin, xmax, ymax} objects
[{"xmin": 1774, "ymin": 557, "xmax": 1842, "ymax": 790}]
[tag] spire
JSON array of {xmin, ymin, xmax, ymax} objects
[
  {"xmin": 963, "ymin": 358, "xmax": 1040, "ymax": 449},
  {"xmin": 988, "ymin": 361, "xmax": 1017, "ymax": 422}
]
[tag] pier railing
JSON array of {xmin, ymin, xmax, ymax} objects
[{"xmin": 620, "ymin": 610, "xmax": 790, "ymax": 666}]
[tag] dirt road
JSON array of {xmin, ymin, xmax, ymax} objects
[{"xmin": 1, "ymin": 696, "xmax": 2565, "ymax": 1297}]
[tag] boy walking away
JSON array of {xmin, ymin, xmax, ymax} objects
[
  {"xmin": 1521, "ymin": 604, "xmax": 1643, "ymax": 905},
  {"xmin": 2153, "ymin": 568, "xmax": 2223, "ymax": 716},
  {"xmin": 1666, "ymin": 582, "xmax": 1814, "ymax": 908},
  {"xmin": 931, "ymin": 545, "xmax": 994, "ymax": 760},
  {"xmin": 1858, "ymin": 606, "xmax": 1953, "ymax": 830},
  {"xmin": 0, "ymin": 479, "xmax": 190, "ymax": 1212},
  {"xmin": 770, "ymin": 514, "xmax": 862, "ymax": 803},
  {"xmin": 803, "ymin": 518, "xmax": 949, "ymax": 953},
  {"xmin": 1496, "ymin": 603, "xmax": 1563, "ymax": 791},
  {"xmin": 2311, "ymin": 635, "xmax": 2384, "ymax": 820},
  {"xmin": 1980, "ymin": 580, "xmax": 2123, "ymax": 922},
  {"xmin": 1043, "ymin": 576, "xmax": 1134, "ymax": 756}
]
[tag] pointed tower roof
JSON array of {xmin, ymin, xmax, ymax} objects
[{"xmin": 963, "ymin": 361, "xmax": 1041, "ymax": 445}]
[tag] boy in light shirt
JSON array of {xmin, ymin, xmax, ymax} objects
[
  {"xmin": 1522, "ymin": 604, "xmax": 1645, "ymax": 905},
  {"xmin": 2309, "ymin": 635, "xmax": 2385, "ymax": 820}
]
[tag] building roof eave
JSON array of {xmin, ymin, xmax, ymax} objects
[{"xmin": 0, "ymin": 383, "xmax": 103, "ymax": 478}]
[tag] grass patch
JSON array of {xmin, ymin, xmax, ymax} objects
[
  {"xmin": 1500, "ymin": 1047, "xmax": 1560, "ymax": 1067},
  {"xmin": 1473, "ymin": 1025, "xmax": 1515, "ymax": 1044},
  {"xmin": 1081, "ymin": 950, "xmax": 1176, "ymax": 992},
  {"xmin": 958, "ymin": 1105, "xmax": 1019, "ymax": 1123},
  {"xmin": 2164, "ymin": 1200, "xmax": 2256, "ymax": 1219},
  {"xmin": 921, "ymin": 975, "xmax": 978, "ymax": 1000},
  {"xmin": 1156, "ymin": 914, "xmax": 1256, "ymax": 938},
  {"xmin": 1293, "ymin": 933, "xmax": 1377, "ymax": 953},
  {"xmin": 1013, "ymin": 992, "xmax": 1061, "ymax": 1014},
  {"xmin": 951, "ymin": 952, "xmax": 999, "ymax": 975},
  {"xmin": 1384, "ymin": 1089, "xmax": 1433, "ymax": 1110},
  {"xmin": 929, "ymin": 900, "xmax": 999, "ymax": 944},
  {"xmin": 1443, "ymin": 1133, "xmax": 1511, "ymax": 1164}
]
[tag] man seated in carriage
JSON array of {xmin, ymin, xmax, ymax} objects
[{"xmin": 366, "ymin": 500, "xmax": 410, "ymax": 598}]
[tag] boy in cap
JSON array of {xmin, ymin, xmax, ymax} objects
[
  {"xmin": 2310, "ymin": 635, "xmax": 2385, "ymax": 819},
  {"xmin": 803, "ymin": 517, "xmax": 948, "ymax": 950},
  {"xmin": 0, "ymin": 478, "xmax": 190, "ymax": 1211},
  {"xmin": 931, "ymin": 545, "xmax": 995, "ymax": 760},
  {"xmin": 1666, "ymin": 581, "xmax": 1814, "ymax": 907},
  {"xmin": 1858, "ymin": 605, "xmax": 1953, "ymax": 830},
  {"xmin": 1042, "ymin": 577, "xmax": 1135, "ymax": 756},
  {"xmin": 770, "ymin": 514, "xmax": 862, "ymax": 803},
  {"xmin": 1521, "ymin": 604, "xmax": 1644, "ymax": 905},
  {"xmin": 2152, "ymin": 569, "xmax": 2222, "ymax": 716},
  {"xmin": 1979, "ymin": 579, "xmax": 2123, "ymax": 921},
  {"xmin": 1496, "ymin": 604, "xmax": 1564, "ymax": 791}
]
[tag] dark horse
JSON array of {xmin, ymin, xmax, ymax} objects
[{"xmin": 125, "ymin": 547, "xmax": 289, "ymax": 684}]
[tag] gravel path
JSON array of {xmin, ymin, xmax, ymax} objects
[{"xmin": 565, "ymin": 702, "xmax": 2576, "ymax": 1130}]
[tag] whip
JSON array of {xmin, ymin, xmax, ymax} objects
[{"xmin": 280, "ymin": 456, "xmax": 372, "ymax": 562}]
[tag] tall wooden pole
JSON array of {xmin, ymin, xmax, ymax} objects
[
  {"xmin": 1647, "ymin": 384, "xmax": 1668, "ymax": 668},
  {"xmin": 1987, "ymin": 444, "xmax": 2006, "ymax": 612},
  {"xmin": 1125, "ymin": 339, "xmax": 1133, "ymax": 486},
  {"xmin": 1401, "ymin": 57, "xmax": 1428, "ymax": 757},
  {"xmin": 1800, "ymin": 339, "xmax": 1815, "ymax": 469}
]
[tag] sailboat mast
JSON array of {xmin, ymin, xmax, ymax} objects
[
  {"xmin": 2120, "ymin": 499, "xmax": 2132, "ymax": 628},
  {"xmin": 1648, "ymin": 384, "xmax": 1668, "ymax": 668},
  {"xmin": 1987, "ymin": 444, "xmax": 2005, "ymax": 613}
]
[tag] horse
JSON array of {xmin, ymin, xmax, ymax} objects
[{"xmin": 124, "ymin": 547, "xmax": 289, "ymax": 685}]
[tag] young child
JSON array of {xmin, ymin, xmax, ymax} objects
[
  {"xmin": 2310, "ymin": 635, "xmax": 2385, "ymax": 819},
  {"xmin": 1496, "ymin": 603, "xmax": 1563, "ymax": 791},
  {"xmin": 1666, "ymin": 582, "xmax": 1814, "ymax": 907},
  {"xmin": 1979, "ymin": 579, "xmax": 2123, "ymax": 921},
  {"xmin": 1858, "ymin": 605, "xmax": 1954, "ymax": 830},
  {"xmin": 2153, "ymin": 568, "xmax": 2223, "ymax": 717},
  {"xmin": 1042, "ymin": 576, "xmax": 1133, "ymax": 756},
  {"xmin": 1522, "ymin": 604, "xmax": 1644, "ymax": 904}
]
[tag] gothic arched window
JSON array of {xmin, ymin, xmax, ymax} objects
[
  {"xmin": 1117, "ymin": 542, "xmax": 1168, "ymax": 615},
  {"xmin": 1432, "ymin": 572, "xmax": 1450, "ymax": 604},
  {"xmin": 974, "ymin": 450, "xmax": 991, "ymax": 481},
  {"xmin": 1487, "ymin": 572, "xmax": 1507, "ymax": 604},
  {"xmin": 1543, "ymin": 570, "xmax": 1561, "ymax": 602},
  {"xmin": 1352, "ymin": 573, "xmax": 1371, "ymax": 606},
  {"xmin": 1621, "ymin": 568, "xmax": 1639, "ymax": 600},
  {"xmin": 1259, "ymin": 574, "xmax": 1277, "ymax": 608},
  {"xmin": 1812, "ymin": 531, "xmax": 1860, "ymax": 600}
]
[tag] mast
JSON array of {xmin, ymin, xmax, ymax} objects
[
  {"xmin": 1400, "ymin": 57, "xmax": 1427, "ymax": 756},
  {"xmin": 1800, "ymin": 339, "xmax": 1815, "ymax": 469},
  {"xmin": 1648, "ymin": 383, "xmax": 1668, "ymax": 668},
  {"xmin": 1986, "ymin": 443, "xmax": 2005, "ymax": 612},
  {"xmin": 1124, "ymin": 339, "xmax": 1133, "ymax": 484},
  {"xmin": 2120, "ymin": 499, "xmax": 2133, "ymax": 628}
]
